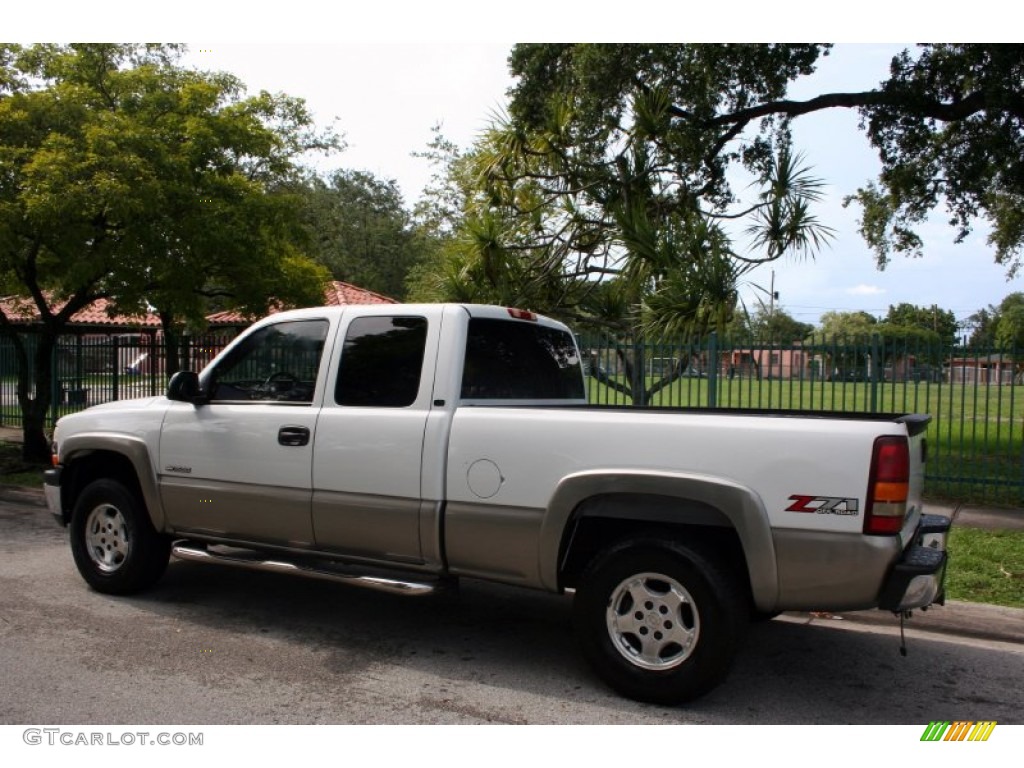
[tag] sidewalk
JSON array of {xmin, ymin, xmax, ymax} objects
[
  {"xmin": 928, "ymin": 501, "xmax": 1024, "ymax": 531},
  {"xmin": 1, "ymin": 426, "xmax": 26, "ymax": 444}
]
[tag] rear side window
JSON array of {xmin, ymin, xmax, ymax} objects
[
  {"xmin": 335, "ymin": 316, "xmax": 428, "ymax": 407},
  {"xmin": 461, "ymin": 318, "xmax": 584, "ymax": 400}
]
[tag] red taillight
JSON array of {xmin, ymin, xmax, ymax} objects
[
  {"xmin": 507, "ymin": 307, "xmax": 538, "ymax": 321},
  {"xmin": 865, "ymin": 436, "xmax": 909, "ymax": 535}
]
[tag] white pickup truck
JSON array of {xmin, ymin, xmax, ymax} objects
[{"xmin": 44, "ymin": 303, "xmax": 949, "ymax": 703}]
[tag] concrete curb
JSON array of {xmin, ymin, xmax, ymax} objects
[{"xmin": 784, "ymin": 601, "xmax": 1024, "ymax": 646}]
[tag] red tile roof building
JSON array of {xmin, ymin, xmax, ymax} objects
[
  {"xmin": 0, "ymin": 294, "xmax": 162, "ymax": 329},
  {"xmin": 205, "ymin": 281, "xmax": 397, "ymax": 327},
  {"xmin": 1, "ymin": 281, "xmax": 397, "ymax": 332}
]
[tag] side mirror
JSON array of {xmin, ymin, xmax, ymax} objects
[{"xmin": 167, "ymin": 371, "xmax": 205, "ymax": 404}]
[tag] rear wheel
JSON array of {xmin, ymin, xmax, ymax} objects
[
  {"xmin": 573, "ymin": 537, "xmax": 747, "ymax": 704},
  {"xmin": 69, "ymin": 479, "xmax": 170, "ymax": 595}
]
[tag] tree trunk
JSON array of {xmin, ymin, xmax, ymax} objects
[
  {"xmin": 630, "ymin": 340, "xmax": 647, "ymax": 407},
  {"xmin": 17, "ymin": 332, "xmax": 57, "ymax": 464},
  {"xmin": 21, "ymin": 405, "xmax": 52, "ymax": 463},
  {"xmin": 159, "ymin": 311, "xmax": 183, "ymax": 379}
]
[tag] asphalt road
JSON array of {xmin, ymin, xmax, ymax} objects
[{"xmin": 1, "ymin": 493, "xmax": 1022, "ymax": 725}]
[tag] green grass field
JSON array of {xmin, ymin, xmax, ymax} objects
[{"xmin": 946, "ymin": 528, "xmax": 1024, "ymax": 608}]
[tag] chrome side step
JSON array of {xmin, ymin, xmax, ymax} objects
[{"xmin": 171, "ymin": 543, "xmax": 437, "ymax": 596}]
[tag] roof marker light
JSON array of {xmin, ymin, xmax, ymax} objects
[{"xmin": 507, "ymin": 308, "xmax": 538, "ymax": 321}]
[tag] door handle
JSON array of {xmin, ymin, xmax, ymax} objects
[{"xmin": 278, "ymin": 426, "xmax": 310, "ymax": 447}]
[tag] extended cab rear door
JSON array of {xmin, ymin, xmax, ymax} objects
[{"xmin": 310, "ymin": 305, "xmax": 445, "ymax": 563}]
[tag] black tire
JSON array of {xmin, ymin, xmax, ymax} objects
[
  {"xmin": 573, "ymin": 537, "xmax": 748, "ymax": 705},
  {"xmin": 69, "ymin": 479, "xmax": 171, "ymax": 595}
]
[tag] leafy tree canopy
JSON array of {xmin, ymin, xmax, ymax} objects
[
  {"xmin": 993, "ymin": 292, "xmax": 1024, "ymax": 350},
  {"xmin": 415, "ymin": 45, "xmax": 843, "ymax": 403},
  {"xmin": 0, "ymin": 43, "xmax": 338, "ymax": 458},
  {"xmin": 845, "ymin": 46, "xmax": 1024, "ymax": 274},
  {"xmin": 730, "ymin": 307, "xmax": 814, "ymax": 344},
  {"xmin": 883, "ymin": 302, "xmax": 958, "ymax": 346},
  {"xmin": 507, "ymin": 43, "xmax": 1024, "ymax": 275},
  {"xmin": 965, "ymin": 292, "xmax": 1024, "ymax": 349},
  {"xmin": 429, "ymin": 46, "xmax": 835, "ymax": 335},
  {"xmin": 816, "ymin": 310, "xmax": 878, "ymax": 340},
  {"xmin": 299, "ymin": 169, "xmax": 424, "ymax": 300}
]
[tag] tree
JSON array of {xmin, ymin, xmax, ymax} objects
[
  {"xmin": 410, "ymin": 124, "xmax": 468, "ymax": 240},
  {"xmin": 738, "ymin": 307, "xmax": 814, "ymax": 343},
  {"xmin": 814, "ymin": 309, "xmax": 951, "ymax": 376},
  {"xmin": 494, "ymin": 45, "xmax": 833, "ymax": 316},
  {"xmin": 416, "ymin": 46, "xmax": 835, "ymax": 404},
  {"xmin": 299, "ymin": 169, "xmax": 424, "ymax": 300},
  {"xmin": 844, "ymin": 46, "xmax": 1024, "ymax": 274},
  {"xmin": 883, "ymin": 303, "xmax": 958, "ymax": 347},
  {"xmin": 813, "ymin": 311, "xmax": 879, "ymax": 378},
  {"xmin": 965, "ymin": 306, "xmax": 997, "ymax": 349},
  {"xmin": 963, "ymin": 293, "xmax": 1024, "ymax": 351},
  {"xmin": 0, "ymin": 44, "xmax": 337, "ymax": 460},
  {"xmin": 508, "ymin": 44, "xmax": 1024, "ymax": 274},
  {"xmin": 816, "ymin": 310, "xmax": 877, "ymax": 339},
  {"xmin": 994, "ymin": 293, "xmax": 1024, "ymax": 350}
]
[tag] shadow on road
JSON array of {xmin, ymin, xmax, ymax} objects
[{"xmin": 115, "ymin": 559, "xmax": 1022, "ymax": 724}]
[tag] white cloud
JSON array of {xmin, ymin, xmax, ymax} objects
[{"xmin": 847, "ymin": 284, "xmax": 887, "ymax": 296}]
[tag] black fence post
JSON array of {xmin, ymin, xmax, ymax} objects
[
  {"xmin": 708, "ymin": 332, "xmax": 718, "ymax": 409},
  {"xmin": 111, "ymin": 336, "xmax": 119, "ymax": 402},
  {"xmin": 151, "ymin": 333, "xmax": 161, "ymax": 396},
  {"xmin": 49, "ymin": 340, "xmax": 59, "ymax": 429},
  {"xmin": 870, "ymin": 332, "xmax": 880, "ymax": 413}
]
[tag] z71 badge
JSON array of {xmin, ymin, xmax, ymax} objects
[{"xmin": 786, "ymin": 495, "xmax": 859, "ymax": 515}]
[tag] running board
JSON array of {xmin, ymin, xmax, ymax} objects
[{"xmin": 171, "ymin": 543, "xmax": 437, "ymax": 597}]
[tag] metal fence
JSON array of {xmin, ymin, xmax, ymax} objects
[
  {"xmin": 0, "ymin": 333, "xmax": 233, "ymax": 427},
  {"xmin": 2, "ymin": 330, "xmax": 1022, "ymax": 505},
  {"xmin": 581, "ymin": 332, "xmax": 1023, "ymax": 506}
]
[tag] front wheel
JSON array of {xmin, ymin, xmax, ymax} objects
[
  {"xmin": 573, "ymin": 538, "xmax": 747, "ymax": 704},
  {"xmin": 69, "ymin": 479, "xmax": 170, "ymax": 595}
]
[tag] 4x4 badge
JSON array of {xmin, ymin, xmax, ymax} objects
[{"xmin": 786, "ymin": 495, "xmax": 859, "ymax": 515}]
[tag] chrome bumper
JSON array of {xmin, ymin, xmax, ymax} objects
[{"xmin": 43, "ymin": 467, "xmax": 64, "ymax": 526}]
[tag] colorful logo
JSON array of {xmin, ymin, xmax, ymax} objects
[
  {"xmin": 920, "ymin": 721, "xmax": 997, "ymax": 742},
  {"xmin": 785, "ymin": 495, "xmax": 859, "ymax": 515}
]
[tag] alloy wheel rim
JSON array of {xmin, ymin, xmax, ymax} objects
[
  {"xmin": 605, "ymin": 572, "xmax": 700, "ymax": 670},
  {"xmin": 84, "ymin": 504, "xmax": 130, "ymax": 573}
]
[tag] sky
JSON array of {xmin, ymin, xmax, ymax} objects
[{"xmin": 13, "ymin": 5, "xmax": 1022, "ymax": 333}]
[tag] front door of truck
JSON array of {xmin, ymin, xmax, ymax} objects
[{"xmin": 159, "ymin": 318, "xmax": 330, "ymax": 546}]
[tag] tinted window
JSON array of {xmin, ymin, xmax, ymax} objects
[
  {"xmin": 335, "ymin": 316, "xmax": 428, "ymax": 407},
  {"xmin": 461, "ymin": 318, "xmax": 584, "ymax": 400},
  {"xmin": 206, "ymin": 320, "xmax": 328, "ymax": 403}
]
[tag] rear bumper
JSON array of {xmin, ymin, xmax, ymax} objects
[
  {"xmin": 877, "ymin": 513, "xmax": 950, "ymax": 611},
  {"xmin": 43, "ymin": 467, "xmax": 64, "ymax": 526}
]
